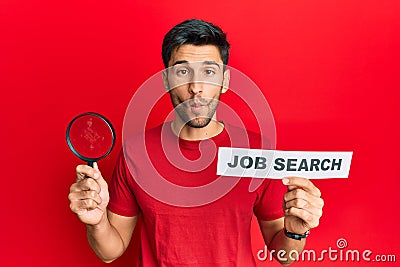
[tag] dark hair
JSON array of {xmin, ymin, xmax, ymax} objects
[{"xmin": 162, "ymin": 19, "xmax": 230, "ymax": 67}]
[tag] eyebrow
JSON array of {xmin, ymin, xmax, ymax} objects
[
  {"xmin": 204, "ymin": 61, "xmax": 221, "ymax": 68},
  {"xmin": 172, "ymin": 60, "xmax": 221, "ymax": 69},
  {"xmin": 172, "ymin": 60, "xmax": 189, "ymax": 66}
]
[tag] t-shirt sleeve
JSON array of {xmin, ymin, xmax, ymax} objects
[
  {"xmin": 108, "ymin": 149, "xmax": 140, "ymax": 217},
  {"xmin": 253, "ymin": 179, "xmax": 286, "ymax": 221}
]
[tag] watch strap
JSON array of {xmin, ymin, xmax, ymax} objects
[{"xmin": 284, "ymin": 228, "xmax": 310, "ymax": 240}]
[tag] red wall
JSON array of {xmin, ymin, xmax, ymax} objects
[{"xmin": 1, "ymin": 1, "xmax": 399, "ymax": 266}]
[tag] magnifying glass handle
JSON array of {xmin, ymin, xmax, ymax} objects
[{"xmin": 88, "ymin": 161, "xmax": 94, "ymax": 167}]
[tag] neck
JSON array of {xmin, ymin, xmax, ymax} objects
[{"xmin": 171, "ymin": 114, "xmax": 224, "ymax": 141}]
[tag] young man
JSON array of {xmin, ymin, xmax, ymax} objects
[{"xmin": 68, "ymin": 19, "xmax": 324, "ymax": 266}]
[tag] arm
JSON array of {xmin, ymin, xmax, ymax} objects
[
  {"xmin": 258, "ymin": 177, "xmax": 324, "ymax": 266},
  {"xmin": 87, "ymin": 210, "xmax": 137, "ymax": 263},
  {"xmin": 68, "ymin": 163, "xmax": 137, "ymax": 263},
  {"xmin": 259, "ymin": 218, "xmax": 305, "ymax": 266}
]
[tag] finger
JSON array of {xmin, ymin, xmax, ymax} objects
[
  {"xmin": 284, "ymin": 188, "xmax": 324, "ymax": 209},
  {"xmin": 285, "ymin": 198, "xmax": 323, "ymax": 217},
  {"xmin": 287, "ymin": 184, "xmax": 297, "ymax": 191},
  {"xmin": 285, "ymin": 207, "xmax": 320, "ymax": 228},
  {"xmin": 80, "ymin": 178, "xmax": 101, "ymax": 193},
  {"xmin": 69, "ymin": 183, "xmax": 80, "ymax": 193},
  {"xmin": 70, "ymin": 199, "xmax": 98, "ymax": 213},
  {"xmin": 68, "ymin": 190, "xmax": 102, "ymax": 205},
  {"xmin": 70, "ymin": 178, "xmax": 101, "ymax": 193},
  {"xmin": 282, "ymin": 177, "xmax": 321, "ymax": 197},
  {"xmin": 76, "ymin": 165, "xmax": 97, "ymax": 181}
]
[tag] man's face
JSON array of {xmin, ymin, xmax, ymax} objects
[{"xmin": 165, "ymin": 44, "xmax": 229, "ymax": 128}]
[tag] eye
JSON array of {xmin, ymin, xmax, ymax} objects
[
  {"xmin": 205, "ymin": 69, "xmax": 215, "ymax": 75},
  {"xmin": 176, "ymin": 69, "xmax": 189, "ymax": 76}
]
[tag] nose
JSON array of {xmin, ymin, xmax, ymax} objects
[
  {"xmin": 188, "ymin": 81, "xmax": 203, "ymax": 95},
  {"xmin": 187, "ymin": 68, "xmax": 204, "ymax": 95}
]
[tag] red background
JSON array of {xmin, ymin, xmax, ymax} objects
[{"xmin": 1, "ymin": 0, "xmax": 399, "ymax": 266}]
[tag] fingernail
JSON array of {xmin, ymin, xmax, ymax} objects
[
  {"xmin": 282, "ymin": 178, "xmax": 289, "ymax": 185},
  {"xmin": 93, "ymin": 173, "xmax": 99, "ymax": 179}
]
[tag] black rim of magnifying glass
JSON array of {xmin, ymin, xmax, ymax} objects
[{"xmin": 66, "ymin": 112, "xmax": 116, "ymax": 166}]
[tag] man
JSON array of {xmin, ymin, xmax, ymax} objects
[{"xmin": 68, "ymin": 19, "xmax": 324, "ymax": 266}]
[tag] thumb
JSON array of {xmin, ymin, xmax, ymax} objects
[
  {"xmin": 92, "ymin": 162, "xmax": 108, "ymax": 189},
  {"xmin": 92, "ymin": 162, "xmax": 102, "ymax": 180},
  {"xmin": 93, "ymin": 162, "xmax": 99, "ymax": 171},
  {"xmin": 282, "ymin": 177, "xmax": 298, "ymax": 191}
]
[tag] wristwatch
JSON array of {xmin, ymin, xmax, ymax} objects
[{"xmin": 284, "ymin": 228, "xmax": 310, "ymax": 240}]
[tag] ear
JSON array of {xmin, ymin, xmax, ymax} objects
[
  {"xmin": 162, "ymin": 69, "xmax": 169, "ymax": 92},
  {"xmin": 222, "ymin": 69, "xmax": 230, "ymax": 94}
]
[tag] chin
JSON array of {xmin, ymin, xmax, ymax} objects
[{"xmin": 186, "ymin": 118, "xmax": 212, "ymax": 128}]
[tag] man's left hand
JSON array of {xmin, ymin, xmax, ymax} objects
[{"xmin": 282, "ymin": 177, "xmax": 324, "ymax": 235}]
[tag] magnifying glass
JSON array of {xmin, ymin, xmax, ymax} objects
[{"xmin": 66, "ymin": 112, "xmax": 116, "ymax": 167}]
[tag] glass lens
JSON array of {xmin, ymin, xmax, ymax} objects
[{"xmin": 68, "ymin": 114, "xmax": 114, "ymax": 160}]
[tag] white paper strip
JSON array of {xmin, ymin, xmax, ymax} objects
[{"xmin": 217, "ymin": 147, "xmax": 353, "ymax": 179}]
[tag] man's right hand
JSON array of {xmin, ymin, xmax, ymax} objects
[{"xmin": 68, "ymin": 162, "xmax": 110, "ymax": 225}]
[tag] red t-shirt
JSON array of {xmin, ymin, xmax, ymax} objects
[{"xmin": 108, "ymin": 122, "xmax": 285, "ymax": 266}]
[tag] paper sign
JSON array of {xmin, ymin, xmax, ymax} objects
[{"xmin": 217, "ymin": 147, "xmax": 353, "ymax": 179}]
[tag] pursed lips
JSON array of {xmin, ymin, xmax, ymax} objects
[
  {"xmin": 188, "ymin": 100, "xmax": 208, "ymax": 114},
  {"xmin": 190, "ymin": 103, "xmax": 205, "ymax": 114}
]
